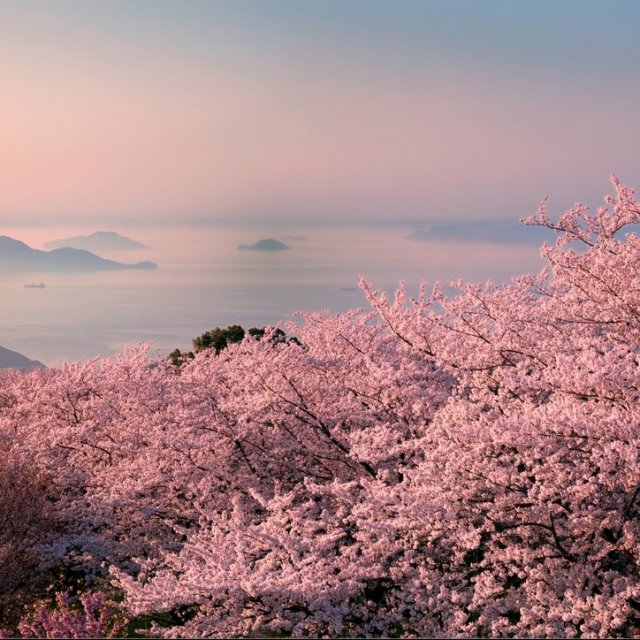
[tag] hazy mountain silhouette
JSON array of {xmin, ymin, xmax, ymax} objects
[
  {"xmin": 0, "ymin": 345, "xmax": 45, "ymax": 370},
  {"xmin": 408, "ymin": 222, "xmax": 555, "ymax": 245},
  {"xmin": 0, "ymin": 236, "xmax": 157, "ymax": 272},
  {"xmin": 238, "ymin": 238, "xmax": 290, "ymax": 252},
  {"xmin": 43, "ymin": 231, "xmax": 147, "ymax": 251}
]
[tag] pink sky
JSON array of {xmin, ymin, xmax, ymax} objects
[{"xmin": 1, "ymin": 1, "xmax": 639, "ymax": 227}]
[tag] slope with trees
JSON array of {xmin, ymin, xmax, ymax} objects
[{"xmin": 0, "ymin": 178, "xmax": 639, "ymax": 637}]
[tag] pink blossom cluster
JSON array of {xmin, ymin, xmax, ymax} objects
[
  {"xmin": 1, "ymin": 178, "xmax": 639, "ymax": 636},
  {"xmin": 0, "ymin": 592, "xmax": 125, "ymax": 639}
]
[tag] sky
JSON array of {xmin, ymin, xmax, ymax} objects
[{"xmin": 2, "ymin": 0, "xmax": 640, "ymax": 230}]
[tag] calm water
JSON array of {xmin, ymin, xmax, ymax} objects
[{"xmin": 0, "ymin": 224, "xmax": 543, "ymax": 366}]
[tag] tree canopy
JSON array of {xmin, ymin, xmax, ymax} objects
[{"xmin": 1, "ymin": 177, "xmax": 640, "ymax": 637}]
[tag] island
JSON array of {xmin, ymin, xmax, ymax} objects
[
  {"xmin": 237, "ymin": 238, "xmax": 290, "ymax": 252},
  {"xmin": 408, "ymin": 222, "xmax": 555, "ymax": 245},
  {"xmin": 0, "ymin": 236, "xmax": 157, "ymax": 272},
  {"xmin": 0, "ymin": 345, "xmax": 45, "ymax": 370},
  {"xmin": 43, "ymin": 231, "xmax": 148, "ymax": 251}
]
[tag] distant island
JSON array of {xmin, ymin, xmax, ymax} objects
[
  {"xmin": 408, "ymin": 222, "xmax": 555, "ymax": 246},
  {"xmin": 0, "ymin": 344, "xmax": 45, "ymax": 370},
  {"xmin": 43, "ymin": 231, "xmax": 148, "ymax": 251},
  {"xmin": 237, "ymin": 238, "xmax": 290, "ymax": 252},
  {"xmin": 0, "ymin": 236, "xmax": 157, "ymax": 272}
]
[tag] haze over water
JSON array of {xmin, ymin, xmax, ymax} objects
[{"xmin": 0, "ymin": 223, "xmax": 545, "ymax": 365}]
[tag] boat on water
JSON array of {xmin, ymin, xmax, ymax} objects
[{"xmin": 24, "ymin": 282, "xmax": 45, "ymax": 289}]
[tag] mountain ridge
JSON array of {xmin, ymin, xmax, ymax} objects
[
  {"xmin": 0, "ymin": 236, "xmax": 157, "ymax": 272},
  {"xmin": 43, "ymin": 231, "xmax": 147, "ymax": 251},
  {"xmin": 0, "ymin": 345, "xmax": 45, "ymax": 370}
]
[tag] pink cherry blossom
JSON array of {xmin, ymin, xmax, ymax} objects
[{"xmin": 1, "ymin": 177, "xmax": 639, "ymax": 636}]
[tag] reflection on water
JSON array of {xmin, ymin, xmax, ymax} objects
[{"xmin": 0, "ymin": 224, "xmax": 544, "ymax": 365}]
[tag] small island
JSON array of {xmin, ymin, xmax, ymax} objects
[{"xmin": 237, "ymin": 238, "xmax": 290, "ymax": 252}]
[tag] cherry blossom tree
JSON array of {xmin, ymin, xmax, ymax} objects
[
  {"xmin": 1, "ymin": 176, "xmax": 639, "ymax": 637},
  {"xmin": 0, "ymin": 448, "xmax": 54, "ymax": 603},
  {"xmin": 7, "ymin": 591, "xmax": 126, "ymax": 639}
]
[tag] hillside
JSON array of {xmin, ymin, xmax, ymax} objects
[
  {"xmin": 0, "ymin": 181, "xmax": 640, "ymax": 638},
  {"xmin": 0, "ymin": 345, "xmax": 45, "ymax": 370}
]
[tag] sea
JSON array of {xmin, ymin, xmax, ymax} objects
[{"xmin": 0, "ymin": 224, "xmax": 544, "ymax": 366}]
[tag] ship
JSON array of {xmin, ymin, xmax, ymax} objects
[{"xmin": 24, "ymin": 282, "xmax": 45, "ymax": 288}]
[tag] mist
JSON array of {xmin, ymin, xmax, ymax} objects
[
  {"xmin": 2, "ymin": 0, "xmax": 639, "ymax": 366},
  {"xmin": 0, "ymin": 220, "xmax": 547, "ymax": 365}
]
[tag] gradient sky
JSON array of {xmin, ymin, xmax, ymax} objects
[{"xmin": 2, "ymin": 0, "xmax": 640, "ymax": 227}]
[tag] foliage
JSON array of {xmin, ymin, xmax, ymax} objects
[
  {"xmin": 170, "ymin": 325, "xmax": 298, "ymax": 366},
  {"xmin": 192, "ymin": 324, "xmax": 246, "ymax": 354},
  {"xmin": 1, "ymin": 177, "xmax": 640, "ymax": 636},
  {"xmin": 168, "ymin": 348, "xmax": 193, "ymax": 367}
]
